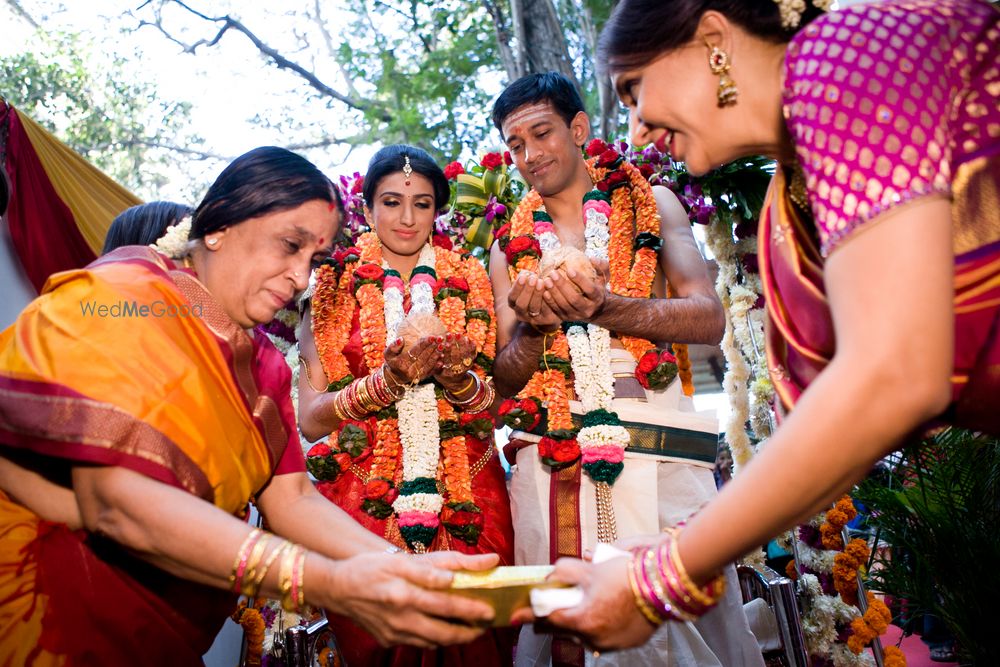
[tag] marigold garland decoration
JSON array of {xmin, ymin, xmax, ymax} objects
[
  {"xmin": 846, "ymin": 592, "xmax": 892, "ymax": 654},
  {"xmin": 310, "ymin": 231, "xmax": 496, "ymax": 551},
  {"xmin": 833, "ymin": 538, "xmax": 870, "ymax": 607},
  {"xmin": 231, "ymin": 599, "xmax": 266, "ymax": 667},
  {"xmin": 788, "ymin": 494, "xmax": 898, "ymax": 666},
  {"xmin": 882, "ymin": 646, "xmax": 907, "ymax": 667}
]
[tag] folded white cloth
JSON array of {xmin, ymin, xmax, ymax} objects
[{"xmin": 529, "ymin": 543, "xmax": 630, "ymax": 617}]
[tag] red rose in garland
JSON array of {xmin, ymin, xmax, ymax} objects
[
  {"xmin": 441, "ymin": 501, "xmax": 485, "ymax": 545},
  {"xmin": 364, "ymin": 478, "xmax": 391, "ymax": 500},
  {"xmin": 480, "ymin": 152, "xmax": 504, "ymax": 170},
  {"xmin": 551, "ymin": 439, "xmax": 581, "ymax": 463},
  {"xmin": 498, "ymin": 397, "xmax": 541, "ymax": 431},
  {"xmin": 306, "ymin": 443, "xmax": 343, "ymax": 481},
  {"xmin": 443, "ymin": 161, "xmax": 465, "ymax": 180},
  {"xmin": 505, "ymin": 235, "xmax": 541, "ymax": 265},
  {"xmin": 538, "ymin": 435, "xmax": 580, "ymax": 468},
  {"xmin": 597, "ymin": 148, "xmax": 621, "ymax": 169},
  {"xmin": 635, "ymin": 349, "xmax": 679, "ymax": 390},
  {"xmin": 459, "ymin": 410, "xmax": 495, "ymax": 440},
  {"xmin": 432, "ymin": 233, "xmax": 454, "ymax": 250},
  {"xmin": 361, "ymin": 476, "xmax": 396, "ymax": 519},
  {"xmin": 585, "ymin": 138, "xmax": 609, "ymax": 157}
]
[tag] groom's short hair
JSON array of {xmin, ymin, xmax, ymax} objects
[{"xmin": 492, "ymin": 72, "xmax": 586, "ymax": 135}]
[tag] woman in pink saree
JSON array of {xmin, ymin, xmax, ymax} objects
[{"xmin": 519, "ymin": 0, "xmax": 999, "ymax": 649}]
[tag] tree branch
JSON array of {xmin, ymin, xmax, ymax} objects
[
  {"xmin": 138, "ymin": 0, "xmax": 391, "ymax": 122},
  {"xmin": 482, "ymin": 0, "xmax": 521, "ymax": 82},
  {"xmin": 311, "ymin": 0, "xmax": 361, "ymax": 100},
  {"xmin": 5, "ymin": 0, "xmax": 38, "ymax": 28}
]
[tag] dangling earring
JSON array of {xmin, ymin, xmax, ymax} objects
[{"xmin": 706, "ymin": 41, "xmax": 738, "ymax": 107}]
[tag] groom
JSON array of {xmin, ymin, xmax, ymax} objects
[{"xmin": 489, "ymin": 72, "xmax": 763, "ymax": 667}]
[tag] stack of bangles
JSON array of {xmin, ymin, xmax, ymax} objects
[
  {"xmin": 331, "ymin": 365, "xmax": 405, "ymax": 421},
  {"xmin": 230, "ymin": 528, "xmax": 307, "ymax": 613},
  {"xmin": 627, "ymin": 527, "xmax": 726, "ymax": 625},
  {"xmin": 443, "ymin": 371, "xmax": 495, "ymax": 412}
]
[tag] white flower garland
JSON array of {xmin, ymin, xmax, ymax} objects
[
  {"xmin": 384, "ymin": 244, "xmax": 443, "ymax": 515},
  {"xmin": 151, "ymin": 215, "xmax": 192, "ymax": 259},
  {"xmin": 547, "ymin": 201, "xmax": 629, "ymax": 465},
  {"xmin": 798, "ymin": 574, "xmax": 871, "ymax": 667}
]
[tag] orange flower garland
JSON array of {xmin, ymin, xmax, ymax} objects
[
  {"xmin": 882, "ymin": 645, "xmax": 907, "ymax": 667},
  {"xmin": 231, "ymin": 600, "xmax": 265, "ymax": 667},
  {"xmin": 822, "ymin": 495, "xmax": 858, "ymax": 551},
  {"xmin": 311, "ymin": 265, "xmax": 355, "ymax": 388},
  {"xmin": 438, "ymin": 397, "xmax": 473, "ymax": 504},
  {"xmin": 846, "ymin": 591, "xmax": 893, "ymax": 654},
  {"xmin": 833, "ymin": 538, "xmax": 870, "ymax": 607},
  {"xmin": 310, "ymin": 231, "xmax": 495, "ymax": 548},
  {"xmin": 357, "ymin": 282, "xmax": 387, "ymax": 368},
  {"xmin": 370, "ymin": 415, "xmax": 402, "ymax": 488}
]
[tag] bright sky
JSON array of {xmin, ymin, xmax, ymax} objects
[{"xmin": 1, "ymin": 1, "xmax": 392, "ymax": 201}]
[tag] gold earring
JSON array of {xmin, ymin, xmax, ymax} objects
[{"xmin": 706, "ymin": 42, "xmax": 738, "ymax": 107}]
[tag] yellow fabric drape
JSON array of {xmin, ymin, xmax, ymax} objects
[{"xmin": 16, "ymin": 111, "xmax": 141, "ymax": 254}]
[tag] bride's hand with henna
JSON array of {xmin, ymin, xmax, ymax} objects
[
  {"xmin": 384, "ymin": 336, "xmax": 443, "ymax": 386},
  {"xmin": 433, "ymin": 334, "xmax": 478, "ymax": 393}
]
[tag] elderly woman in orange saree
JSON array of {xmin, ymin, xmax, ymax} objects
[
  {"xmin": 0, "ymin": 147, "xmax": 496, "ymax": 666},
  {"xmin": 513, "ymin": 0, "xmax": 1000, "ymax": 651}
]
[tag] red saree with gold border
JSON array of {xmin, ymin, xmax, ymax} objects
[{"xmin": 0, "ymin": 247, "xmax": 301, "ymax": 666}]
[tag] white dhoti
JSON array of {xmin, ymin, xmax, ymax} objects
[{"xmin": 508, "ymin": 351, "xmax": 764, "ymax": 667}]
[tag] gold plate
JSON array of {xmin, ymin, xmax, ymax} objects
[{"xmin": 450, "ymin": 566, "xmax": 565, "ymax": 627}]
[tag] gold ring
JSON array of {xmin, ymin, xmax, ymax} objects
[
  {"xmin": 528, "ymin": 310, "xmax": 540, "ymax": 317},
  {"xmin": 462, "ymin": 357, "xmax": 473, "ymax": 366}
]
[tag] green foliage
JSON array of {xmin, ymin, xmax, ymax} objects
[
  {"xmin": 335, "ymin": 0, "xmax": 502, "ymax": 163},
  {"xmin": 853, "ymin": 428, "xmax": 1000, "ymax": 665},
  {"xmin": 0, "ymin": 32, "xmax": 202, "ymax": 198}
]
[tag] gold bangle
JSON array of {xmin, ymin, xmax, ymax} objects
[
  {"xmin": 247, "ymin": 539, "xmax": 292, "ymax": 597},
  {"xmin": 295, "ymin": 548, "xmax": 307, "ymax": 610},
  {"xmin": 230, "ymin": 528, "xmax": 263, "ymax": 591},
  {"xmin": 279, "ymin": 545, "xmax": 302, "ymax": 612},
  {"xmin": 628, "ymin": 550, "xmax": 663, "ymax": 626},
  {"xmin": 447, "ymin": 372, "xmax": 477, "ymax": 398},
  {"xmin": 241, "ymin": 534, "xmax": 273, "ymax": 596},
  {"xmin": 667, "ymin": 528, "xmax": 726, "ymax": 609}
]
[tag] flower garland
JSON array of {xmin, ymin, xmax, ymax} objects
[
  {"xmin": 309, "ymin": 232, "xmax": 496, "ymax": 551},
  {"xmin": 231, "ymin": 599, "xmax": 266, "ymax": 667},
  {"xmin": 787, "ymin": 496, "xmax": 901, "ymax": 666},
  {"xmin": 498, "ymin": 143, "xmax": 691, "ymax": 492}
]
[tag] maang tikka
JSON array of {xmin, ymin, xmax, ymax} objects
[
  {"xmin": 403, "ymin": 154, "xmax": 413, "ymax": 186},
  {"xmin": 706, "ymin": 41, "xmax": 738, "ymax": 107}
]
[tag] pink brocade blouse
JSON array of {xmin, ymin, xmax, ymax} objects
[{"xmin": 782, "ymin": 0, "xmax": 999, "ymax": 258}]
